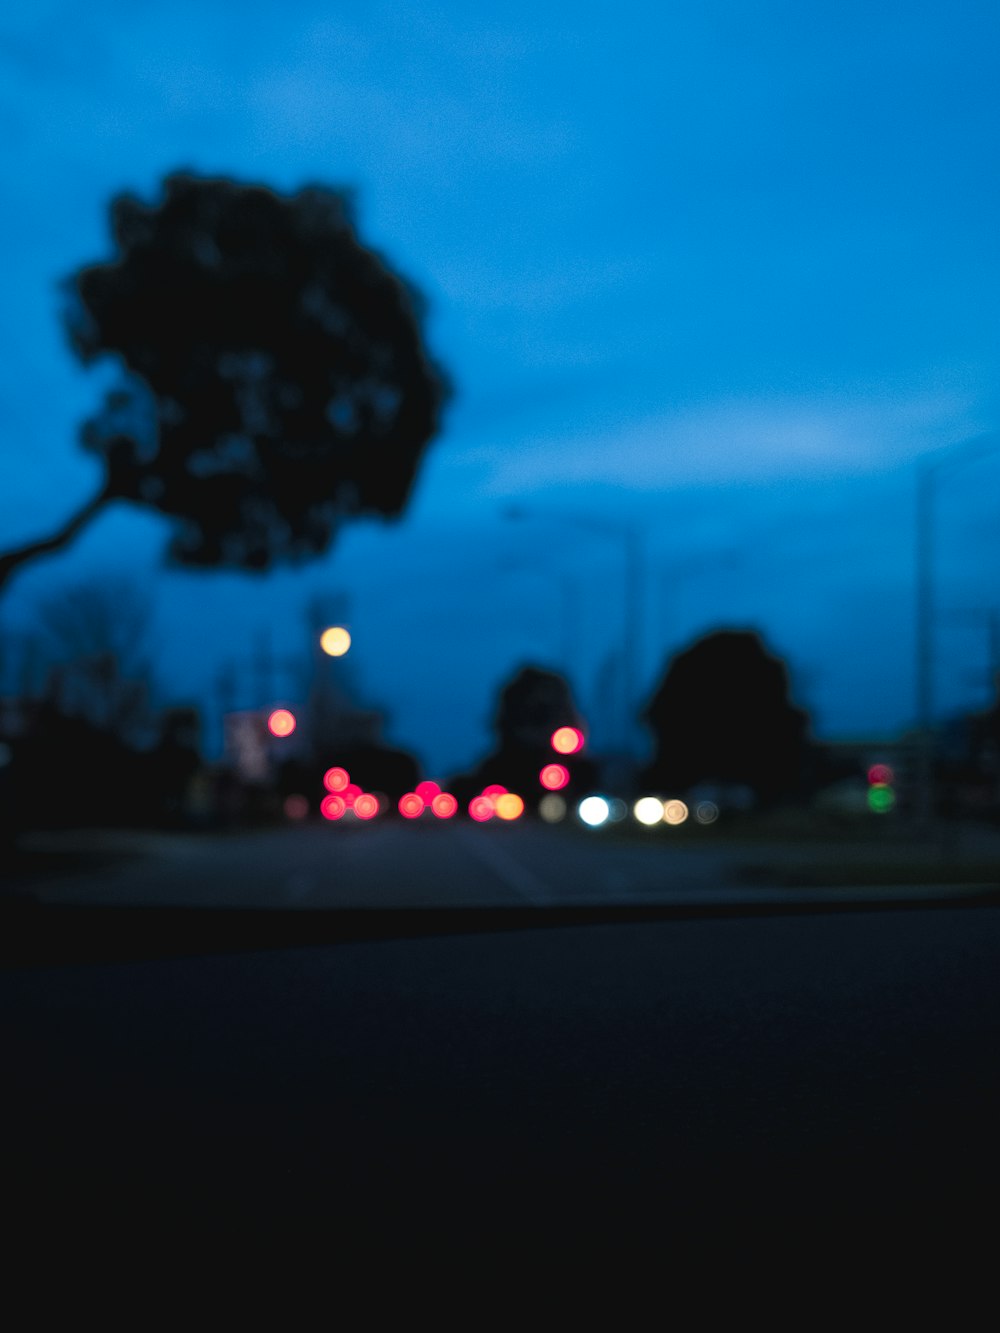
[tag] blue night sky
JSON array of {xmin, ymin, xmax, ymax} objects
[{"xmin": 1, "ymin": 0, "xmax": 998, "ymax": 777}]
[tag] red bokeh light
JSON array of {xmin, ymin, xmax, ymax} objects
[
  {"xmin": 354, "ymin": 792, "xmax": 379, "ymax": 819},
  {"xmin": 320, "ymin": 794, "xmax": 346, "ymax": 820},
  {"xmin": 481, "ymin": 784, "xmax": 507, "ymax": 800},
  {"xmin": 431, "ymin": 792, "xmax": 458, "ymax": 819},
  {"xmin": 415, "ymin": 780, "xmax": 441, "ymax": 802},
  {"xmin": 469, "ymin": 795, "xmax": 494, "ymax": 822},
  {"xmin": 323, "ymin": 766, "xmax": 350, "ymax": 793},
  {"xmin": 540, "ymin": 763, "xmax": 570, "ymax": 791},
  {"xmin": 343, "ymin": 783, "xmax": 362, "ymax": 807},
  {"xmin": 550, "ymin": 726, "xmax": 583, "ymax": 755},
  {"xmin": 868, "ymin": 764, "xmax": 894, "ymax": 786},
  {"xmin": 398, "ymin": 792, "xmax": 425, "ymax": 819},
  {"xmin": 267, "ymin": 708, "xmax": 296, "ymax": 738}
]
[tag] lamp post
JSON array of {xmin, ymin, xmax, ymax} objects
[
  {"xmin": 504, "ymin": 506, "xmax": 644, "ymax": 756},
  {"xmin": 913, "ymin": 432, "xmax": 1000, "ymax": 825}
]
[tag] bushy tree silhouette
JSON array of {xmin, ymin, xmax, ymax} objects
[
  {"xmin": 642, "ymin": 630, "xmax": 811, "ymax": 805},
  {"xmin": 495, "ymin": 665, "xmax": 581, "ymax": 753},
  {"xmin": 0, "ymin": 172, "xmax": 449, "ymax": 590},
  {"xmin": 451, "ymin": 665, "xmax": 595, "ymax": 799}
]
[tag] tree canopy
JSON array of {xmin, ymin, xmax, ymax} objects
[
  {"xmin": 449, "ymin": 664, "xmax": 596, "ymax": 798},
  {"xmin": 0, "ymin": 171, "xmax": 450, "ymax": 589},
  {"xmin": 642, "ymin": 630, "xmax": 812, "ymax": 804}
]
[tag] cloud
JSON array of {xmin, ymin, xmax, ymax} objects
[{"xmin": 471, "ymin": 387, "xmax": 986, "ymax": 494}]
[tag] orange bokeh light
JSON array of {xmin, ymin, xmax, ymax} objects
[
  {"xmin": 550, "ymin": 726, "xmax": 583, "ymax": 755},
  {"xmin": 495, "ymin": 792, "xmax": 524, "ymax": 820},
  {"xmin": 540, "ymin": 763, "xmax": 570, "ymax": 790},
  {"xmin": 398, "ymin": 792, "xmax": 425, "ymax": 819},
  {"xmin": 323, "ymin": 766, "xmax": 350, "ymax": 792},
  {"xmin": 267, "ymin": 708, "xmax": 296, "ymax": 738},
  {"xmin": 320, "ymin": 794, "xmax": 346, "ymax": 820},
  {"xmin": 354, "ymin": 793, "xmax": 379, "ymax": 819},
  {"xmin": 469, "ymin": 795, "xmax": 494, "ymax": 822},
  {"xmin": 431, "ymin": 792, "xmax": 458, "ymax": 819}
]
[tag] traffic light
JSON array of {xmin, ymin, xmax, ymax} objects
[{"xmin": 867, "ymin": 763, "xmax": 896, "ymax": 813}]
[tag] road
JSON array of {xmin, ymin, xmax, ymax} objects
[
  {"xmin": 5, "ymin": 817, "xmax": 1000, "ymax": 1259},
  {"xmin": 12, "ymin": 815, "xmax": 1000, "ymax": 910},
  {"xmin": 13, "ymin": 818, "xmax": 735, "ymax": 907},
  {"xmin": 4, "ymin": 886, "xmax": 1000, "ymax": 1258}
]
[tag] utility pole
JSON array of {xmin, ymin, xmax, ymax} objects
[
  {"xmin": 505, "ymin": 506, "xmax": 645, "ymax": 757},
  {"xmin": 913, "ymin": 432, "xmax": 1000, "ymax": 827},
  {"xmin": 254, "ymin": 629, "xmax": 273, "ymax": 711},
  {"xmin": 914, "ymin": 462, "xmax": 934, "ymax": 826}
]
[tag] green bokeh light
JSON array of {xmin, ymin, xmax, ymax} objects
[{"xmin": 868, "ymin": 783, "xmax": 896, "ymax": 813}]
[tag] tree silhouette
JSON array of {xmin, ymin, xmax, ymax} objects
[
  {"xmin": 495, "ymin": 665, "xmax": 582, "ymax": 753},
  {"xmin": 642, "ymin": 630, "xmax": 811, "ymax": 805},
  {"xmin": 451, "ymin": 664, "xmax": 596, "ymax": 799},
  {"xmin": 31, "ymin": 577, "xmax": 155, "ymax": 743},
  {"xmin": 0, "ymin": 172, "xmax": 449, "ymax": 591}
]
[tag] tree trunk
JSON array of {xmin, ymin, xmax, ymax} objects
[{"xmin": 0, "ymin": 486, "xmax": 110, "ymax": 595}]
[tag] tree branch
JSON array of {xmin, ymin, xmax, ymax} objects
[{"xmin": 0, "ymin": 485, "xmax": 111, "ymax": 595}]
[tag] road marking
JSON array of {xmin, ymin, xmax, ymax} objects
[{"xmin": 453, "ymin": 826, "xmax": 555, "ymax": 906}]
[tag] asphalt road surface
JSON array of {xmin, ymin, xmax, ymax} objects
[
  {"xmin": 5, "ymin": 820, "xmax": 1000, "ymax": 1261},
  {"xmin": 16, "ymin": 818, "xmax": 733, "ymax": 907},
  {"xmin": 6, "ymin": 902, "xmax": 1000, "ymax": 1252},
  {"xmin": 14, "ymin": 816, "xmax": 1000, "ymax": 909}
]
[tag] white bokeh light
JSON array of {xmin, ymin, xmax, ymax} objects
[
  {"xmin": 633, "ymin": 796, "xmax": 664, "ymax": 826},
  {"xmin": 578, "ymin": 796, "xmax": 610, "ymax": 827}
]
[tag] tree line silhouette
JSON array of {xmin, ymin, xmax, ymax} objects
[{"xmin": 3, "ymin": 169, "xmax": 997, "ymax": 842}]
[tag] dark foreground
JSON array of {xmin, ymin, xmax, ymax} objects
[{"xmin": 4, "ymin": 891, "xmax": 1000, "ymax": 1259}]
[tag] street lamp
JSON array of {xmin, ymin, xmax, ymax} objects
[
  {"xmin": 914, "ymin": 431, "xmax": 1000, "ymax": 824},
  {"xmin": 320, "ymin": 625, "xmax": 352, "ymax": 657},
  {"xmin": 505, "ymin": 505, "xmax": 644, "ymax": 755}
]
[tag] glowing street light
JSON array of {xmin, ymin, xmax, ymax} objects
[
  {"xmin": 551, "ymin": 726, "xmax": 584, "ymax": 755},
  {"xmin": 578, "ymin": 796, "xmax": 610, "ymax": 827},
  {"xmin": 495, "ymin": 792, "xmax": 525, "ymax": 820},
  {"xmin": 267, "ymin": 708, "xmax": 296, "ymax": 737},
  {"xmin": 539, "ymin": 794, "xmax": 567, "ymax": 823},
  {"xmin": 320, "ymin": 626, "xmax": 352, "ymax": 657},
  {"xmin": 431, "ymin": 792, "xmax": 459, "ymax": 819},
  {"xmin": 469, "ymin": 795, "xmax": 495, "ymax": 822},
  {"xmin": 633, "ymin": 796, "xmax": 664, "ymax": 825}
]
